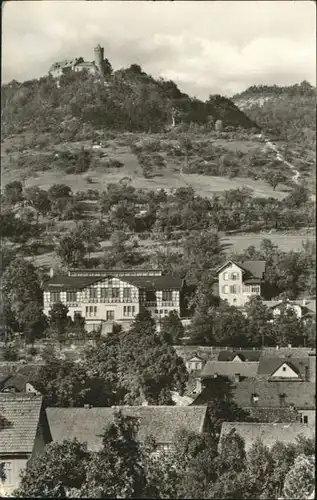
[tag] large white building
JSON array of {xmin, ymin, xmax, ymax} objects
[{"xmin": 43, "ymin": 268, "xmax": 184, "ymax": 333}]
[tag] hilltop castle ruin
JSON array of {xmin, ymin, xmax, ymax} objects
[{"xmin": 49, "ymin": 44, "xmax": 105, "ymax": 79}]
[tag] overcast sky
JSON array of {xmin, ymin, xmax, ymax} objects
[{"xmin": 2, "ymin": 0, "xmax": 316, "ymax": 99}]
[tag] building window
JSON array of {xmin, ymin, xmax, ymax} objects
[
  {"xmin": 282, "ymin": 366, "xmax": 287, "ymax": 372},
  {"xmin": 100, "ymin": 288, "xmax": 109, "ymax": 299},
  {"xmin": 162, "ymin": 290, "xmax": 173, "ymax": 302},
  {"xmin": 230, "ymin": 285, "xmax": 237, "ymax": 294},
  {"xmin": 251, "ymin": 286, "xmax": 260, "ymax": 293},
  {"xmin": 231, "ymin": 272, "xmax": 239, "ymax": 280},
  {"xmin": 74, "ymin": 311, "xmax": 82, "ymax": 319},
  {"xmin": 85, "ymin": 306, "xmax": 97, "ymax": 317},
  {"xmin": 123, "ymin": 306, "xmax": 136, "ymax": 317},
  {"xmin": 89, "ymin": 288, "xmax": 97, "ymax": 300},
  {"xmin": 123, "ymin": 288, "xmax": 131, "ymax": 301},
  {"xmin": 66, "ymin": 291, "xmax": 77, "ymax": 302},
  {"xmin": 164, "ymin": 310, "xmax": 168, "ymax": 315},
  {"xmin": 154, "ymin": 309, "xmax": 158, "ymax": 314},
  {"xmin": 106, "ymin": 310, "xmax": 114, "ymax": 321},
  {"xmin": 222, "ymin": 285, "xmax": 229, "ymax": 294},
  {"xmin": 50, "ymin": 291, "xmax": 60, "ymax": 303},
  {"xmin": 303, "ymin": 415, "xmax": 308, "ymax": 424},
  {"xmin": 111, "ymin": 288, "xmax": 120, "ymax": 299},
  {"xmin": 223, "ymin": 272, "xmax": 229, "ymax": 280}
]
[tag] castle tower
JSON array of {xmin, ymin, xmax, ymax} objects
[{"xmin": 94, "ymin": 44, "xmax": 104, "ymax": 75}]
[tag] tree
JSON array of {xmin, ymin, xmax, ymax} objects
[
  {"xmin": 244, "ymin": 296, "xmax": 274, "ymax": 346},
  {"xmin": 284, "ymin": 184, "xmax": 309, "ymax": 208},
  {"xmin": 48, "ymin": 302, "xmax": 69, "ymax": 347},
  {"xmin": 48, "ymin": 184, "xmax": 72, "ymax": 201},
  {"xmin": 118, "ymin": 315, "xmax": 188, "ymax": 404},
  {"xmin": 265, "ymin": 171, "xmax": 287, "ymax": 191},
  {"xmin": 4, "ymin": 181, "xmax": 23, "ymax": 205},
  {"xmin": 212, "ymin": 301, "xmax": 249, "ymax": 346},
  {"xmin": 243, "ymin": 440, "xmax": 275, "ymax": 499},
  {"xmin": 15, "ymin": 439, "xmax": 90, "ymax": 497},
  {"xmin": 189, "ymin": 278, "xmax": 219, "ymax": 345},
  {"xmin": 160, "ymin": 310, "xmax": 184, "ymax": 344},
  {"xmin": 282, "ymin": 454, "xmax": 315, "ymax": 500},
  {"xmin": 1, "ymin": 258, "xmax": 42, "ymax": 320},
  {"xmin": 31, "ymin": 355, "xmax": 114, "ymax": 407},
  {"xmin": 273, "ymin": 306, "xmax": 305, "ymax": 346},
  {"xmin": 181, "ymin": 231, "xmax": 225, "ymax": 285},
  {"xmin": 24, "ymin": 187, "xmax": 51, "ymax": 223},
  {"xmin": 55, "ymin": 234, "xmax": 86, "ymax": 267},
  {"xmin": 20, "ymin": 301, "xmax": 48, "ymax": 344},
  {"xmin": 82, "ymin": 411, "xmax": 152, "ymax": 498}
]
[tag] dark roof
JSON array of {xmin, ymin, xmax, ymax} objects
[
  {"xmin": 0, "ymin": 394, "xmax": 43, "ymax": 454},
  {"xmin": 1, "ymin": 366, "xmax": 41, "ymax": 393},
  {"xmin": 123, "ymin": 275, "xmax": 183, "ymax": 290},
  {"xmin": 262, "ymin": 347, "xmax": 314, "ymax": 358},
  {"xmin": 200, "ymin": 361, "xmax": 259, "ymax": 379},
  {"xmin": 218, "ymin": 350, "xmax": 262, "ymax": 362},
  {"xmin": 43, "ymin": 275, "xmax": 101, "ymax": 291},
  {"xmin": 233, "ymin": 378, "xmax": 316, "ymax": 409},
  {"xmin": 219, "ymin": 422, "xmax": 315, "ymax": 451},
  {"xmin": 216, "ymin": 260, "xmax": 266, "ymax": 280},
  {"xmin": 43, "ymin": 274, "xmax": 182, "ymax": 291},
  {"xmin": 46, "ymin": 406, "xmax": 207, "ymax": 451},
  {"xmin": 238, "ymin": 261, "xmax": 266, "ymax": 279},
  {"xmin": 257, "ymin": 357, "xmax": 309, "ymax": 378}
]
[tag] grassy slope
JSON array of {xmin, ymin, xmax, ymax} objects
[{"xmin": 1, "ymin": 134, "xmax": 290, "ymax": 201}]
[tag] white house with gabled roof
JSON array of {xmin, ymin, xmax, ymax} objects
[{"xmin": 216, "ymin": 260, "xmax": 266, "ymax": 307}]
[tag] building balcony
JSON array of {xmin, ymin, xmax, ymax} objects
[{"xmin": 83, "ymin": 298, "xmax": 138, "ymax": 304}]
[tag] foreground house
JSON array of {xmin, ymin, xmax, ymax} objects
[
  {"xmin": 0, "ymin": 394, "xmax": 51, "ymax": 495},
  {"xmin": 219, "ymin": 422, "xmax": 315, "ymax": 451},
  {"xmin": 46, "ymin": 405, "xmax": 209, "ymax": 452},
  {"xmin": 215, "ymin": 260, "xmax": 266, "ymax": 307},
  {"xmin": 43, "ymin": 269, "xmax": 185, "ymax": 333}
]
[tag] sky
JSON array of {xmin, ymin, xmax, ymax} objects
[{"xmin": 2, "ymin": 0, "xmax": 316, "ymax": 99}]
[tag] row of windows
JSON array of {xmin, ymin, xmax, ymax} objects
[
  {"xmin": 221, "ymin": 285, "xmax": 260, "ymax": 294},
  {"xmin": 49, "ymin": 289, "xmax": 175, "ymax": 303},
  {"xmin": 123, "ymin": 306, "xmax": 136, "ymax": 317},
  {"xmin": 49, "ymin": 288, "xmax": 136, "ymax": 303},
  {"xmin": 223, "ymin": 272, "xmax": 240, "ymax": 281}
]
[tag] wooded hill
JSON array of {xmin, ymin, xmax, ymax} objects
[{"xmin": 1, "ymin": 63, "xmax": 258, "ymax": 139}]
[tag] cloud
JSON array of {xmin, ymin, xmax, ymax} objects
[{"xmin": 2, "ymin": 0, "xmax": 316, "ymax": 99}]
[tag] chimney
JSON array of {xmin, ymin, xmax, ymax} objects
[
  {"xmin": 302, "ymin": 298, "xmax": 307, "ymax": 307},
  {"xmin": 49, "ymin": 268, "xmax": 54, "ymax": 278},
  {"xmin": 308, "ymin": 351, "xmax": 316, "ymax": 383},
  {"xmin": 276, "ymin": 346, "xmax": 280, "ymax": 350},
  {"xmin": 234, "ymin": 373, "xmax": 240, "ymax": 383},
  {"xmin": 288, "ymin": 344, "xmax": 292, "ymax": 349}
]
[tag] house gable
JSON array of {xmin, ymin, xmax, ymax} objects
[
  {"xmin": 270, "ymin": 362, "xmax": 300, "ymax": 379},
  {"xmin": 232, "ymin": 354, "xmax": 244, "ymax": 362}
]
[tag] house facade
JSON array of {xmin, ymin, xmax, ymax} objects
[
  {"xmin": 263, "ymin": 299, "xmax": 316, "ymax": 321},
  {"xmin": 43, "ymin": 269, "xmax": 184, "ymax": 333},
  {"xmin": 0, "ymin": 394, "xmax": 51, "ymax": 495},
  {"xmin": 216, "ymin": 260, "xmax": 266, "ymax": 307}
]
